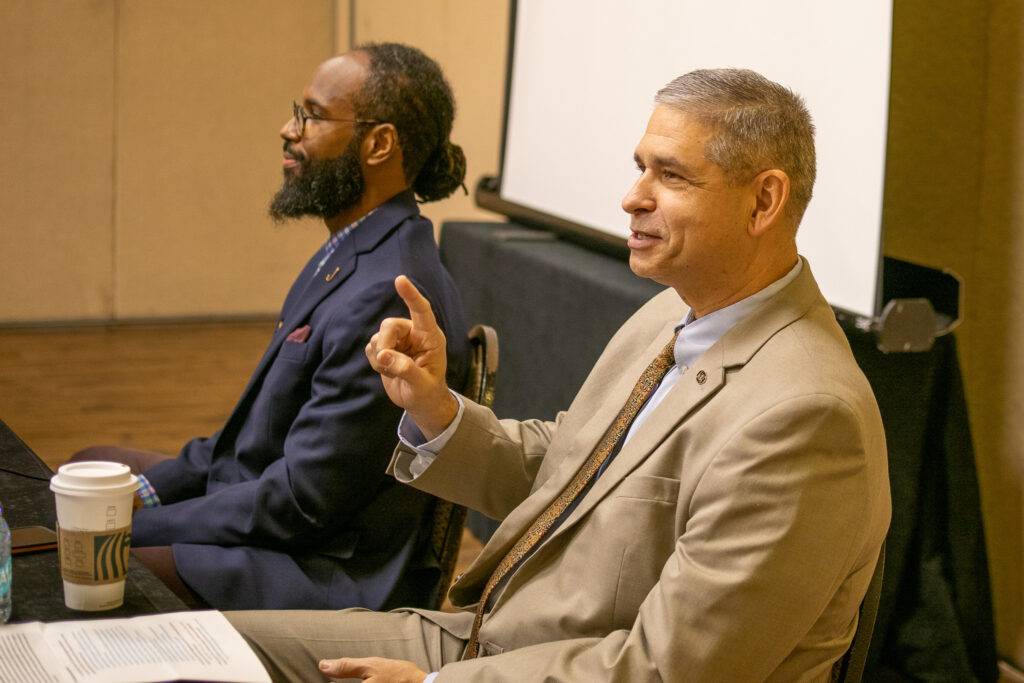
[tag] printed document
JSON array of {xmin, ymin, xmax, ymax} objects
[{"xmin": 0, "ymin": 610, "xmax": 270, "ymax": 683}]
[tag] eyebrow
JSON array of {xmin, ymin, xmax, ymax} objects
[
  {"xmin": 302, "ymin": 96, "xmax": 332, "ymax": 116},
  {"xmin": 636, "ymin": 151, "xmax": 696, "ymax": 177}
]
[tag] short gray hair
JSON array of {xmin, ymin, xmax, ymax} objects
[{"xmin": 655, "ymin": 68, "xmax": 816, "ymax": 224}]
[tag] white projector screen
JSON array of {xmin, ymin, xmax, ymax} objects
[{"xmin": 497, "ymin": 0, "xmax": 893, "ymax": 319}]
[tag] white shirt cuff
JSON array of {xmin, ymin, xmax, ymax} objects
[
  {"xmin": 423, "ymin": 673, "xmax": 439, "ymax": 683},
  {"xmin": 395, "ymin": 392, "xmax": 465, "ymax": 480}
]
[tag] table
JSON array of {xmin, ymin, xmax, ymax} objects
[{"xmin": 1, "ymin": 418, "xmax": 187, "ymax": 622}]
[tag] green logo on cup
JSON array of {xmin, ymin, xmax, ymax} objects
[
  {"xmin": 93, "ymin": 530, "xmax": 131, "ymax": 581},
  {"xmin": 57, "ymin": 524, "xmax": 132, "ymax": 585}
]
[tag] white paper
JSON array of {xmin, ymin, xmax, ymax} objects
[{"xmin": 0, "ymin": 611, "xmax": 270, "ymax": 683}]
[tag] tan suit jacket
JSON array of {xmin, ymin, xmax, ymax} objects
[{"xmin": 390, "ymin": 260, "xmax": 891, "ymax": 682}]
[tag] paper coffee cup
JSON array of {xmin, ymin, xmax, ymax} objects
[{"xmin": 50, "ymin": 462, "xmax": 138, "ymax": 611}]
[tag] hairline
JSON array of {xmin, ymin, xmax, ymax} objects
[{"xmin": 653, "ymin": 71, "xmax": 816, "ymax": 224}]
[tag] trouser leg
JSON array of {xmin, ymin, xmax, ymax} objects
[
  {"xmin": 225, "ymin": 608, "xmax": 467, "ymax": 683},
  {"xmin": 130, "ymin": 545, "xmax": 208, "ymax": 609}
]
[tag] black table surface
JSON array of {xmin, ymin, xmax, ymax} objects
[{"xmin": 1, "ymin": 418, "xmax": 187, "ymax": 622}]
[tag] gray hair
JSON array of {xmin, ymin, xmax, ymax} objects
[{"xmin": 655, "ymin": 68, "xmax": 816, "ymax": 224}]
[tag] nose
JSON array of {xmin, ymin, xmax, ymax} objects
[
  {"xmin": 622, "ymin": 171, "xmax": 655, "ymax": 214},
  {"xmin": 281, "ymin": 116, "xmax": 300, "ymax": 142}
]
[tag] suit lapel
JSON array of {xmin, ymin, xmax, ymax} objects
[
  {"xmin": 215, "ymin": 246, "xmax": 325, "ymax": 427},
  {"xmin": 561, "ymin": 317, "xmax": 681, "ymax": 478},
  {"xmin": 465, "ymin": 316, "xmax": 684, "ymax": 572},
  {"xmin": 277, "ymin": 248, "xmax": 325, "ymax": 323},
  {"xmin": 564, "ymin": 343, "xmax": 727, "ymax": 526},
  {"xmin": 215, "ymin": 190, "xmax": 420, "ymax": 446},
  {"xmin": 544, "ymin": 259, "xmax": 826, "ymax": 539},
  {"xmin": 275, "ymin": 190, "xmax": 420, "ymax": 340}
]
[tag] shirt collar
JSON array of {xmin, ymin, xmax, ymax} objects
[
  {"xmin": 673, "ymin": 259, "xmax": 803, "ymax": 369},
  {"xmin": 314, "ymin": 209, "xmax": 376, "ymax": 276},
  {"xmin": 323, "ymin": 209, "xmax": 375, "ymax": 254}
]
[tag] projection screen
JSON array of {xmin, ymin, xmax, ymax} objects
[{"xmin": 496, "ymin": 0, "xmax": 893, "ymax": 319}]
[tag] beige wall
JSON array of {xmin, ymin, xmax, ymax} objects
[
  {"xmin": 1, "ymin": 0, "xmax": 338, "ymax": 322},
  {"xmin": 0, "ymin": 0, "xmax": 506, "ymax": 323},
  {"xmin": 114, "ymin": 0, "xmax": 335, "ymax": 318},
  {"xmin": 883, "ymin": 0, "xmax": 1024, "ymax": 668},
  {"xmin": 0, "ymin": 1, "xmax": 116, "ymax": 320},
  {"xmin": 974, "ymin": 0, "xmax": 1022, "ymax": 667},
  {"xmin": 349, "ymin": 0, "xmax": 510, "ymax": 235},
  {"xmin": 2, "ymin": 0, "xmax": 1022, "ymax": 670}
]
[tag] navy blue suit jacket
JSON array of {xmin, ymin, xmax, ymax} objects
[{"xmin": 133, "ymin": 191, "xmax": 469, "ymax": 610}]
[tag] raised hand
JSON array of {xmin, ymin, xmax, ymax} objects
[
  {"xmin": 366, "ymin": 275, "xmax": 459, "ymax": 440},
  {"xmin": 318, "ymin": 656, "xmax": 428, "ymax": 682}
]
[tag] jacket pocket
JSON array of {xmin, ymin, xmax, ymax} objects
[
  {"xmin": 278, "ymin": 339, "xmax": 311, "ymax": 363},
  {"xmin": 613, "ymin": 474, "xmax": 680, "ymax": 502},
  {"xmin": 609, "ymin": 475, "xmax": 680, "ymax": 626}
]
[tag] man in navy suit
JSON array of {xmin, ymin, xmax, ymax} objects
[{"xmin": 72, "ymin": 43, "xmax": 470, "ymax": 611}]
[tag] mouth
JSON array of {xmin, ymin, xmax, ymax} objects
[
  {"xmin": 627, "ymin": 227, "xmax": 661, "ymax": 249},
  {"xmin": 282, "ymin": 144, "xmax": 304, "ymax": 171}
]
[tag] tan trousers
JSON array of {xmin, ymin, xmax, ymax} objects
[{"xmin": 225, "ymin": 608, "xmax": 469, "ymax": 683}]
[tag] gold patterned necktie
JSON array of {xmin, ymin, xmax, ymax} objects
[{"xmin": 464, "ymin": 329, "xmax": 681, "ymax": 659}]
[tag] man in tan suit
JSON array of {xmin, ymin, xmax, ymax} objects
[{"xmin": 227, "ymin": 68, "xmax": 891, "ymax": 682}]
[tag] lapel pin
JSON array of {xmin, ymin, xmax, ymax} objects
[
  {"xmin": 696, "ymin": 370, "xmax": 707, "ymax": 385},
  {"xmin": 325, "ymin": 267, "xmax": 340, "ymax": 282}
]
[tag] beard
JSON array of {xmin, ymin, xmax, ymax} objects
[{"xmin": 269, "ymin": 136, "xmax": 365, "ymax": 222}]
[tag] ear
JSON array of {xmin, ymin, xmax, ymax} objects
[
  {"xmin": 748, "ymin": 169, "xmax": 790, "ymax": 236},
  {"xmin": 362, "ymin": 123, "xmax": 400, "ymax": 167}
]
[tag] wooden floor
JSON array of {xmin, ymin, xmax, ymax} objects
[
  {"xmin": 0, "ymin": 321, "xmax": 273, "ymax": 468},
  {"xmin": 0, "ymin": 320, "xmax": 482, "ymax": 593}
]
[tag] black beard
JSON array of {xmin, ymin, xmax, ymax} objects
[{"xmin": 269, "ymin": 138, "xmax": 365, "ymax": 221}]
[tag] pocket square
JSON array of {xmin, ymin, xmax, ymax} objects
[{"xmin": 286, "ymin": 325, "xmax": 311, "ymax": 343}]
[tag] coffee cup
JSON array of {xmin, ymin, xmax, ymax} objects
[{"xmin": 50, "ymin": 462, "xmax": 138, "ymax": 611}]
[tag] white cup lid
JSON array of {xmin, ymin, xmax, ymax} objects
[{"xmin": 50, "ymin": 461, "xmax": 139, "ymax": 497}]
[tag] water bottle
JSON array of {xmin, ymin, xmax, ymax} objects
[{"xmin": 0, "ymin": 501, "xmax": 11, "ymax": 622}]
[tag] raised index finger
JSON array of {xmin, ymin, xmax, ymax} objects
[{"xmin": 394, "ymin": 275, "xmax": 439, "ymax": 333}]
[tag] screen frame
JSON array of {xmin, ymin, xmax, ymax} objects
[{"xmin": 483, "ymin": 0, "xmax": 892, "ymax": 320}]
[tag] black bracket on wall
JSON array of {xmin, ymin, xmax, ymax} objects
[{"xmin": 867, "ymin": 258, "xmax": 962, "ymax": 353}]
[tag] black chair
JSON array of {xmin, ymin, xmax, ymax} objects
[
  {"xmin": 425, "ymin": 324, "xmax": 498, "ymax": 610},
  {"xmin": 832, "ymin": 542, "xmax": 886, "ymax": 682}
]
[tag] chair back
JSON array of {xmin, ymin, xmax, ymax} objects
[
  {"xmin": 427, "ymin": 324, "xmax": 498, "ymax": 610},
  {"xmin": 832, "ymin": 542, "xmax": 886, "ymax": 682}
]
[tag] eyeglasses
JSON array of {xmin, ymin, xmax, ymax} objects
[{"xmin": 292, "ymin": 101, "xmax": 382, "ymax": 137}]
